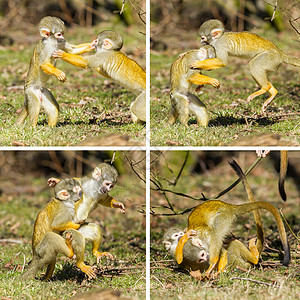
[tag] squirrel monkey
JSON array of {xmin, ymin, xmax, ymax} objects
[
  {"xmin": 52, "ymin": 30, "xmax": 146, "ymax": 123},
  {"xmin": 175, "ymin": 181, "xmax": 290, "ymax": 277},
  {"xmin": 191, "ymin": 19, "xmax": 300, "ymax": 112},
  {"xmin": 15, "ymin": 16, "xmax": 95, "ymax": 127},
  {"xmin": 21, "ymin": 178, "xmax": 96, "ymax": 280},
  {"xmin": 168, "ymin": 45, "xmax": 220, "ymax": 126},
  {"xmin": 165, "ymin": 167, "xmax": 262, "ymax": 273},
  {"xmin": 47, "ymin": 163, "xmax": 124, "ymax": 263}
]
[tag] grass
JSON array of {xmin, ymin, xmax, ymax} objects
[
  {"xmin": 150, "ymin": 151, "xmax": 300, "ymax": 299},
  {"xmin": 150, "ymin": 29, "xmax": 300, "ymax": 146},
  {"xmin": 0, "ymin": 151, "xmax": 146, "ymax": 299},
  {"xmin": 0, "ymin": 23, "xmax": 146, "ymax": 146}
]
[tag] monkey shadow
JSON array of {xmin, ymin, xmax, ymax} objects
[
  {"xmin": 207, "ymin": 115, "xmax": 279, "ymax": 127},
  {"xmin": 51, "ymin": 263, "xmax": 86, "ymax": 283}
]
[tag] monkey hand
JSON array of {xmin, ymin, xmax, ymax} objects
[
  {"xmin": 94, "ymin": 251, "xmax": 114, "ymax": 264},
  {"xmin": 52, "ymin": 50, "xmax": 64, "ymax": 59},
  {"xmin": 57, "ymin": 70, "xmax": 66, "ymax": 82},
  {"xmin": 186, "ymin": 229, "xmax": 197, "ymax": 237},
  {"xmin": 111, "ymin": 200, "xmax": 126, "ymax": 214},
  {"xmin": 90, "ymin": 39, "xmax": 97, "ymax": 50},
  {"xmin": 256, "ymin": 150, "xmax": 270, "ymax": 158},
  {"xmin": 47, "ymin": 177, "xmax": 60, "ymax": 187},
  {"xmin": 210, "ymin": 78, "xmax": 220, "ymax": 88}
]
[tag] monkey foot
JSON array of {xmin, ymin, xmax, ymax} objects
[
  {"xmin": 94, "ymin": 251, "xmax": 114, "ymax": 264},
  {"xmin": 249, "ymin": 238, "xmax": 260, "ymax": 264},
  {"xmin": 190, "ymin": 270, "xmax": 202, "ymax": 281},
  {"xmin": 78, "ymin": 263, "xmax": 97, "ymax": 279}
]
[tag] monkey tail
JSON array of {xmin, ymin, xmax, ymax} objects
[
  {"xmin": 229, "ymin": 160, "xmax": 264, "ymax": 255},
  {"xmin": 278, "ymin": 151, "xmax": 288, "ymax": 201},
  {"xmin": 283, "ymin": 53, "xmax": 300, "ymax": 67},
  {"xmin": 234, "ymin": 201, "xmax": 290, "ymax": 266}
]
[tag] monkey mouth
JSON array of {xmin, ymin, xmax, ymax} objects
[{"xmin": 99, "ymin": 187, "xmax": 108, "ymax": 194}]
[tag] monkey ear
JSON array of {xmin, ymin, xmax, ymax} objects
[
  {"xmin": 103, "ymin": 39, "xmax": 113, "ymax": 50},
  {"xmin": 56, "ymin": 190, "xmax": 70, "ymax": 201},
  {"xmin": 92, "ymin": 167, "xmax": 102, "ymax": 181},
  {"xmin": 39, "ymin": 28, "xmax": 51, "ymax": 38},
  {"xmin": 211, "ymin": 28, "xmax": 223, "ymax": 39}
]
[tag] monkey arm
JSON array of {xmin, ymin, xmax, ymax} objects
[
  {"xmin": 64, "ymin": 41, "xmax": 96, "ymax": 55},
  {"xmin": 40, "ymin": 60, "xmax": 66, "ymax": 82},
  {"xmin": 52, "ymin": 221, "xmax": 80, "ymax": 232},
  {"xmin": 190, "ymin": 58, "xmax": 226, "ymax": 70},
  {"xmin": 53, "ymin": 50, "xmax": 89, "ymax": 69},
  {"xmin": 174, "ymin": 230, "xmax": 197, "ymax": 264},
  {"xmin": 187, "ymin": 74, "xmax": 220, "ymax": 88},
  {"xmin": 99, "ymin": 195, "xmax": 125, "ymax": 213}
]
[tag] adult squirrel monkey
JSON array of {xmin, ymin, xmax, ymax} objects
[
  {"xmin": 52, "ymin": 30, "xmax": 146, "ymax": 123},
  {"xmin": 175, "ymin": 174, "xmax": 290, "ymax": 277},
  {"xmin": 21, "ymin": 178, "xmax": 96, "ymax": 280},
  {"xmin": 164, "ymin": 160, "xmax": 263, "ymax": 275},
  {"xmin": 47, "ymin": 163, "xmax": 124, "ymax": 263},
  {"xmin": 191, "ymin": 19, "xmax": 300, "ymax": 112},
  {"xmin": 168, "ymin": 45, "xmax": 220, "ymax": 126},
  {"xmin": 15, "ymin": 16, "xmax": 95, "ymax": 127}
]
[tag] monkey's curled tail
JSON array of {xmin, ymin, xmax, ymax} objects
[
  {"xmin": 283, "ymin": 53, "xmax": 300, "ymax": 67},
  {"xmin": 234, "ymin": 201, "xmax": 290, "ymax": 266}
]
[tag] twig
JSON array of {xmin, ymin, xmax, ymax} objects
[
  {"xmin": 0, "ymin": 239, "xmax": 23, "ymax": 244},
  {"xmin": 173, "ymin": 151, "xmax": 189, "ymax": 186},
  {"xmin": 230, "ymin": 277, "xmax": 273, "ymax": 286},
  {"xmin": 280, "ymin": 208, "xmax": 299, "ymax": 241}
]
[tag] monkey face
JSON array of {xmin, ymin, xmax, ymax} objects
[
  {"xmin": 54, "ymin": 32, "xmax": 65, "ymax": 43},
  {"xmin": 99, "ymin": 180, "xmax": 114, "ymax": 194}
]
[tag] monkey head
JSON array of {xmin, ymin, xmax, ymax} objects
[
  {"xmin": 38, "ymin": 16, "xmax": 65, "ymax": 43},
  {"xmin": 95, "ymin": 30, "xmax": 123, "ymax": 52},
  {"xmin": 163, "ymin": 227, "xmax": 185, "ymax": 255},
  {"xmin": 91, "ymin": 163, "xmax": 118, "ymax": 194},
  {"xmin": 199, "ymin": 45, "xmax": 216, "ymax": 60},
  {"xmin": 198, "ymin": 19, "xmax": 225, "ymax": 45},
  {"xmin": 183, "ymin": 237, "xmax": 209, "ymax": 264},
  {"xmin": 54, "ymin": 178, "xmax": 82, "ymax": 202}
]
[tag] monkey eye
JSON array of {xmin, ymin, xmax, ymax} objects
[{"xmin": 201, "ymin": 36, "xmax": 207, "ymax": 42}]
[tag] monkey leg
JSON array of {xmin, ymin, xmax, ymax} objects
[
  {"xmin": 130, "ymin": 91, "xmax": 146, "ymax": 123},
  {"xmin": 187, "ymin": 73, "xmax": 220, "ymax": 88},
  {"xmin": 247, "ymin": 52, "xmax": 279, "ymax": 111},
  {"xmin": 40, "ymin": 87, "xmax": 60, "ymax": 127},
  {"xmin": 187, "ymin": 92, "xmax": 209, "ymax": 127},
  {"xmin": 190, "ymin": 58, "xmax": 226, "ymax": 70},
  {"xmin": 217, "ymin": 248, "xmax": 228, "ymax": 273},
  {"xmin": 63, "ymin": 229, "xmax": 96, "ymax": 279},
  {"xmin": 169, "ymin": 92, "xmax": 190, "ymax": 125},
  {"xmin": 226, "ymin": 239, "xmax": 258, "ymax": 269},
  {"xmin": 167, "ymin": 96, "xmax": 180, "ymax": 125},
  {"xmin": 77, "ymin": 223, "xmax": 113, "ymax": 264},
  {"xmin": 24, "ymin": 87, "xmax": 42, "ymax": 127},
  {"xmin": 15, "ymin": 105, "xmax": 28, "ymax": 126}
]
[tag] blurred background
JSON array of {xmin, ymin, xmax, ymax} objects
[{"xmin": 151, "ymin": 0, "xmax": 300, "ymax": 51}]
